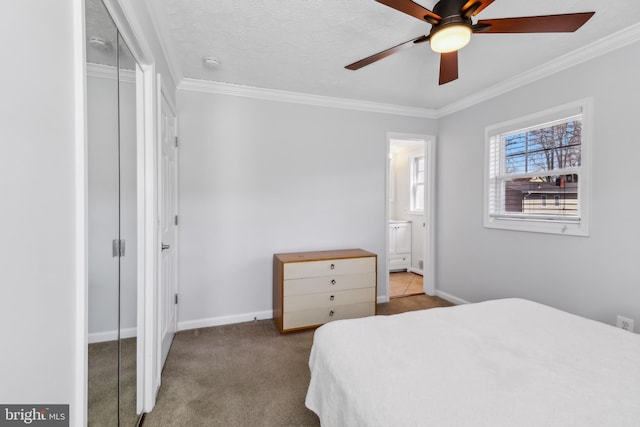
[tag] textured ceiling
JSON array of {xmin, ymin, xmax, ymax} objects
[
  {"xmin": 111, "ymin": 0, "xmax": 640, "ymax": 109},
  {"xmin": 85, "ymin": 0, "xmax": 137, "ymax": 70}
]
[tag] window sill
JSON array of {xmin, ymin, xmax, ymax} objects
[{"xmin": 483, "ymin": 216, "xmax": 589, "ymax": 237}]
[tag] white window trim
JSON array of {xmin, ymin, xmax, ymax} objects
[
  {"xmin": 483, "ymin": 98, "xmax": 593, "ymax": 236},
  {"xmin": 410, "ymin": 153, "xmax": 425, "ymax": 214}
]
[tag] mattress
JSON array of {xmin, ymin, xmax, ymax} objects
[{"xmin": 305, "ymin": 298, "xmax": 640, "ymax": 426}]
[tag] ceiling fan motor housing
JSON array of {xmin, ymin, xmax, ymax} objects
[{"xmin": 430, "ymin": 0, "xmax": 473, "ymax": 34}]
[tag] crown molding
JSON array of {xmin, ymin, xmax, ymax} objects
[
  {"xmin": 86, "ymin": 62, "xmax": 136, "ymax": 83},
  {"xmin": 436, "ymin": 23, "xmax": 640, "ymax": 118},
  {"xmin": 171, "ymin": 23, "xmax": 640, "ymax": 120},
  {"xmin": 178, "ymin": 78, "xmax": 438, "ymax": 119}
]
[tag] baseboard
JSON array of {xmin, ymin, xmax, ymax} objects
[
  {"xmin": 178, "ymin": 309, "xmax": 274, "ymax": 331},
  {"xmin": 408, "ymin": 267, "xmax": 423, "ymax": 275},
  {"xmin": 88, "ymin": 326, "xmax": 137, "ymax": 344},
  {"xmin": 176, "ymin": 294, "xmax": 468, "ymax": 331},
  {"xmin": 435, "ymin": 290, "xmax": 470, "ymax": 305}
]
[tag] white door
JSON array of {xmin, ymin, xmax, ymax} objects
[{"xmin": 159, "ymin": 94, "xmax": 178, "ymax": 367}]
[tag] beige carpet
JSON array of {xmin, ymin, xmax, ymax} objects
[
  {"xmin": 141, "ymin": 295, "xmax": 453, "ymax": 427},
  {"xmin": 88, "ymin": 337, "xmax": 138, "ymax": 426}
]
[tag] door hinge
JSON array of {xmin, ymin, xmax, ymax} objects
[
  {"xmin": 174, "ymin": 136, "xmax": 179, "ymax": 147},
  {"xmin": 112, "ymin": 239, "xmax": 125, "ymax": 257},
  {"xmin": 175, "ymin": 293, "xmax": 179, "ymax": 304},
  {"xmin": 174, "ymin": 215, "xmax": 179, "ymax": 226}
]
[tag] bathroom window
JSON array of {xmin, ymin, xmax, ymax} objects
[{"xmin": 411, "ymin": 155, "xmax": 425, "ymax": 212}]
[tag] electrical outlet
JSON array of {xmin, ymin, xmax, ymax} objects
[{"xmin": 616, "ymin": 315, "xmax": 634, "ymax": 332}]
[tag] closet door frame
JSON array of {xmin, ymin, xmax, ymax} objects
[{"xmin": 75, "ymin": 0, "xmax": 166, "ymax": 424}]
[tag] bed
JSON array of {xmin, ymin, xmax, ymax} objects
[{"xmin": 305, "ymin": 298, "xmax": 640, "ymax": 426}]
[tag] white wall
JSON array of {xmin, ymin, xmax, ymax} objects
[
  {"xmin": 0, "ymin": 0, "xmax": 79, "ymax": 410},
  {"xmin": 437, "ymin": 40, "xmax": 640, "ymax": 325},
  {"xmin": 176, "ymin": 90, "xmax": 436, "ymax": 327}
]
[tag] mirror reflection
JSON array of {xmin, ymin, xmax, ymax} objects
[{"xmin": 86, "ymin": 0, "xmax": 140, "ymax": 424}]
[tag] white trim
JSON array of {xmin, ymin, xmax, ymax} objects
[
  {"xmin": 141, "ymin": 66, "xmax": 159, "ymax": 413},
  {"xmin": 178, "ymin": 78, "xmax": 437, "ymax": 119},
  {"xmin": 88, "ymin": 327, "xmax": 137, "ymax": 344},
  {"xmin": 178, "ymin": 310, "xmax": 274, "ymax": 331},
  {"xmin": 435, "ymin": 290, "xmax": 470, "ymax": 306},
  {"xmin": 134, "ymin": 64, "xmax": 147, "ymax": 416},
  {"xmin": 423, "ymin": 137, "xmax": 436, "ymax": 296},
  {"xmin": 408, "ymin": 267, "xmax": 423, "ymax": 275},
  {"xmin": 437, "ymin": 23, "xmax": 640, "ymax": 118},
  {"xmin": 86, "ymin": 62, "xmax": 136, "ymax": 83},
  {"xmin": 377, "ymin": 296, "xmax": 387, "ymax": 304},
  {"xmin": 74, "ymin": 0, "xmax": 88, "ymax": 426}
]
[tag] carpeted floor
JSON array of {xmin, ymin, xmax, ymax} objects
[
  {"xmin": 140, "ymin": 294, "xmax": 453, "ymax": 427},
  {"xmin": 88, "ymin": 337, "xmax": 138, "ymax": 426}
]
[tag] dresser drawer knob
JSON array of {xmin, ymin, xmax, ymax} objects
[
  {"xmin": 329, "ymin": 310, "xmax": 334, "ymax": 317},
  {"xmin": 330, "ymin": 295, "xmax": 335, "ymax": 301},
  {"xmin": 330, "ymin": 279, "xmax": 336, "ymax": 285},
  {"xmin": 330, "ymin": 263, "xmax": 335, "ymax": 270}
]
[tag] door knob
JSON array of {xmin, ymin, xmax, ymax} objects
[{"xmin": 161, "ymin": 243, "xmax": 170, "ymax": 251}]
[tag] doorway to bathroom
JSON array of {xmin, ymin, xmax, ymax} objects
[{"xmin": 386, "ymin": 133, "xmax": 436, "ymax": 300}]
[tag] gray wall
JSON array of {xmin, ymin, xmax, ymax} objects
[
  {"xmin": 436, "ymin": 40, "xmax": 640, "ymax": 325},
  {"xmin": 176, "ymin": 89, "xmax": 437, "ymax": 327}
]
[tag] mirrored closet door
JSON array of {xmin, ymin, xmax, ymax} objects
[{"xmin": 86, "ymin": 0, "xmax": 140, "ymax": 424}]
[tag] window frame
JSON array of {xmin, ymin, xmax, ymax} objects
[
  {"xmin": 410, "ymin": 154, "xmax": 425, "ymax": 213},
  {"xmin": 483, "ymin": 98, "xmax": 593, "ymax": 236}
]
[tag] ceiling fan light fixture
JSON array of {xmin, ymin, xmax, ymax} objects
[{"xmin": 430, "ymin": 24, "xmax": 472, "ymax": 53}]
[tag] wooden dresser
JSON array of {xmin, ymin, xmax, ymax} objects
[{"xmin": 273, "ymin": 249, "xmax": 377, "ymax": 333}]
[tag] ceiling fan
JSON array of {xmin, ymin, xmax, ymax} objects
[{"xmin": 345, "ymin": 0, "xmax": 595, "ymax": 85}]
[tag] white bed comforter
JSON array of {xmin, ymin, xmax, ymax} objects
[{"xmin": 305, "ymin": 298, "xmax": 640, "ymax": 427}]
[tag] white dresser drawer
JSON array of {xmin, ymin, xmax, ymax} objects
[
  {"xmin": 284, "ymin": 256, "xmax": 375, "ymax": 280},
  {"xmin": 284, "ymin": 272, "xmax": 375, "ymax": 296},
  {"xmin": 284, "ymin": 287, "xmax": 375, "ymax": 312},
  {"xmin": 283, "ymin": 302, "xmax": 375, "ymax": 330}
]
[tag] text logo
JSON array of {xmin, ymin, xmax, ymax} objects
[{"xmin": 0, "ymin": 405, "xmax": 68, "ymax": 427}]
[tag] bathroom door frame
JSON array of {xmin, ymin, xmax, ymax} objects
[{"xmin": 384, "ymin": 132, "xmax": 436, "ymax": 301}]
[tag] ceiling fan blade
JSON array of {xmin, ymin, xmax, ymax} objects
[
  {"xmin": 375, "ymin": 0, "xmax": 441, "ymax": 24},
  {"xmin": 477, "ymin": 12, "xmax": 595, "ymax": 33},
  {"xmin": 439, "ymin": 51, "xmax": 458, "ymax": 85},
  {"xmin": 345, "ymin": 36, "xmax": 428, "ymax": 70},
  {"xmin": 461, "ymin": 0, "xmax": 494, "ymax": 18}
]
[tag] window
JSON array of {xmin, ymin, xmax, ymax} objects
[
  {"xmin": 411, "ymin": 155, "xmax": 425, "ymax": 212},
  {"xmin": 484, "ymin": 99, "xmax": 592, "ymax": 236}
]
